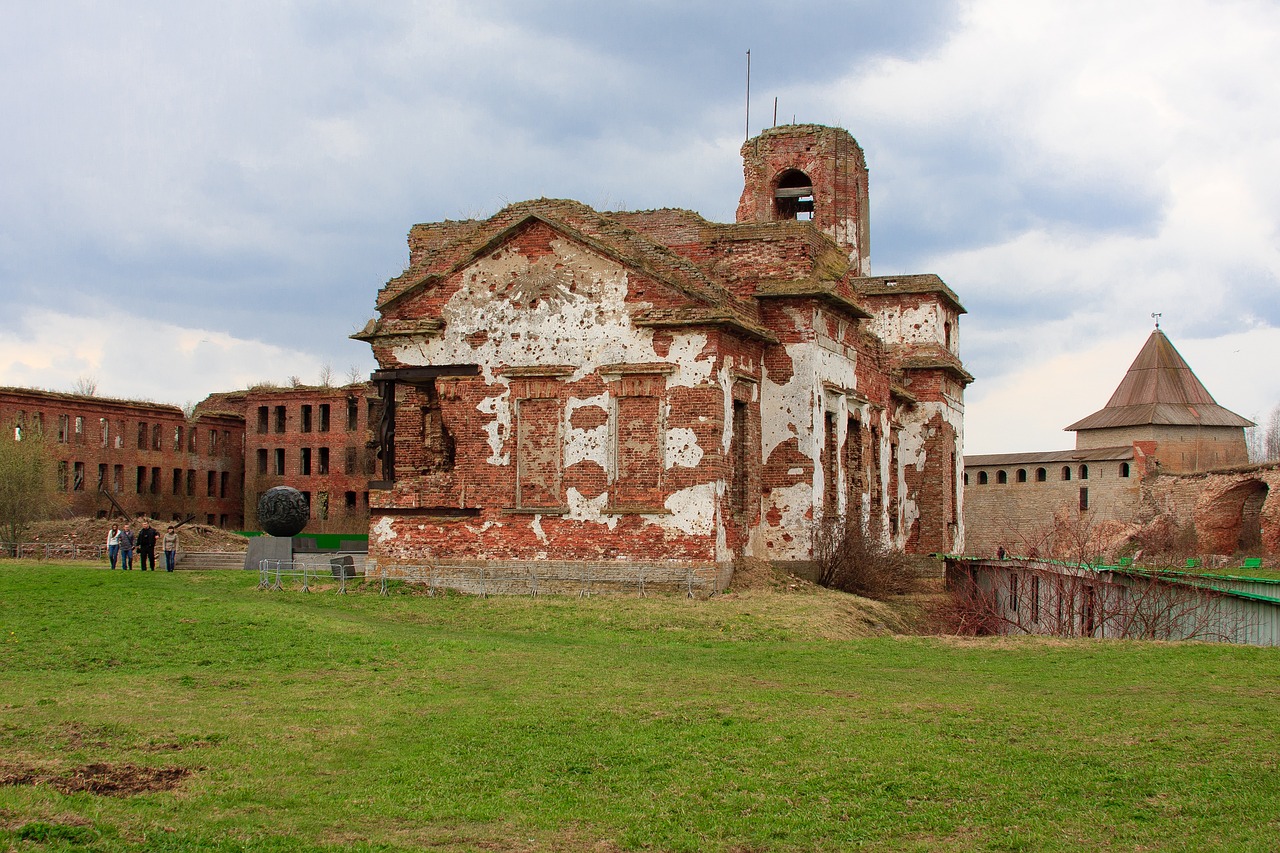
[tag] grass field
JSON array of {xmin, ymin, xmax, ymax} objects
[{"xmin": 1, "ymin": 563, "xmax": 1278, "ymax": 852}]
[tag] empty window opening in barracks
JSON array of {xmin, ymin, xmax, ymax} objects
[
  {"xmin": 257, "ymin": 406, "xmax": 269, "ymax": 433},
  {"xmin": 997, "ymin": 470, "xmax": 1007, "ymax": 485},
  {"xmin": 274, "ymin": 448, "xmax": 285, "ymax": 475},
  {"xmin": 1036, "ymin": 467, "xmax": 1047, "ymax": 482},
  {"xmin": 1078, "ymin": 464, "xmax": 1089, "ymax": 480},
  {"xmin": 302, "ymin": 405, "xmax": 312, "ymax": 433},
  {"xmin": 1061, "ymin": 466, "xmax": 1072, "ymax": 481},
  {"xmin": 319, "ymin": 404, "xmax": 330, "ymax": 432},
  {"xmin": 775, "ymin": 169, "xmax": 815, "ymax": 221},
  {"xmin": 1016, "ymin": 468, "xmax": 1027, "ymax": 483},
  {"xmin": 152, "ymin": 424, "xmax": 161, "ymax": 450},
  {"xmin": 347, "ymin": 396, "xmax": 359, "ymax": 430},
  {"xmin": 274, "ymin": 405, "xmax": 286, "ymax": 433},
  {"xmin": 300, "ymin": 447, "xmax": 312, "ymax": 476}
]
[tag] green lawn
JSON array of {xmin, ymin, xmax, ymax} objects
[{"xmin": 1, "ymin": 563, "xmax": 1277, "ymax": 852}]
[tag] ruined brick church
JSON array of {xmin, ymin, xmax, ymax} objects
[{"xmin": 354, "ymin": 125, "xmax": 969, "ymax": 584}]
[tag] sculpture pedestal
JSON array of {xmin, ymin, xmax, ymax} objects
[{"xmin": 244, "ymin": 535, "xmax": 294, "ymax": 572}]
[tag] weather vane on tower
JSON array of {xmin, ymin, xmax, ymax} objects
[{"xmin": 1151, "ymin": 312, "xmax": 1162, "ymax": 329}]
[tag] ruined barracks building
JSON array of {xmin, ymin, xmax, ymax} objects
[
  {"xmin": 963, "ymin": 329, "xmax": 1275, "ymax": 557},
  {"xmin": 0, "ymin": 387, "xmax": 246, "ymax": 527},
  {"xmin": 1, "ymin": 383, "xmax": 381, "ymax": 534},
  {"xmin": 353, "ymin": 124, "xmax": 971, "ymax": 583}
]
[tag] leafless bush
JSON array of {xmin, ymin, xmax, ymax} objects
[
  {"xmin": 812, "ymin": 513, "xmax": 918, "ymax": 600},
  {"xmin": 940, "ymin": 559, "xmax": 1252, "ymax": 642}
]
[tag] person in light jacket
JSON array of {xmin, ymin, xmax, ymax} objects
[
  {"xmin": 106, "ymin": 524, "xmax": 121, "ymax": 569},
  {"xmin": 163, "ymin": 526, "xmax": 179, "ymax": 572}
]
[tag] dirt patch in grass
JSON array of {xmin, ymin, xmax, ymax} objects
[{"xmin": 0, "ymin": 761, "xmax": 192, "ymax": 797}]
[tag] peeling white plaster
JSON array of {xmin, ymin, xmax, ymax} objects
[
  {"xmin": 565, "ymin": 487, "xmax": 617, "ymax": 529},
  {"xmin": 664, "ymin": 334, "xmax": 714, "ymax": 388},
  {"xmin": 371, "ymin": 515, "xmax": 397, "ymax": 544},
  {"xmin": 665, "ymin": 427, "xmax": 703, "ymax": 469},
  {"xmin": 756, "ymin": 480, "xmax": 814, "ymax": 560},
  {"xmin": 530, "ymin": 514, "xmax": 548, "ymax": 544},
  {"xmin": 660, "ymin": 482, "xmax": 717, "ymax": 536},
  {"xmin": 565, "ymin": 393, "xmax": 610, "ymax": 469},
  {"xmin": 871, "ymin": 302, "xmax": 951, "ymax": 348},
  {"xmin": 477, "ymin": 394, "xmax": 510, "ymax": 465}
]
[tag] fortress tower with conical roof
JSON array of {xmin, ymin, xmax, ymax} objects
[{"xmin": 1066, "ymin": 329, "xmax": 1252, "ymax": 473}]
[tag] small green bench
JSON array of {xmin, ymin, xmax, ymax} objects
[{"xmin": 1242, "ymin": 557, "xmax": 1263, "ymax": 571}]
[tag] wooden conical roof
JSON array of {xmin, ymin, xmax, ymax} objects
[{"xmin": 1065, "ymin": 330, "xmax": 1253, "ymax": 431}]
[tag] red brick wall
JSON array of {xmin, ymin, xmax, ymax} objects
[{"xmin": 0, "ymin": 388, "xmax": 244, "ymax": 527}]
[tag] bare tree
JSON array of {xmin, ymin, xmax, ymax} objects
[
  {"xmin": 288, "ymin": 375, "xmax": 303, "ymax": 388},
  {"xmin": 1265, "ymin": 404, "xmax": 1280, "ymax": 463},
  {"xmin": 71, "ymin": 376, "xmax": 98, "ymax": 396},
  {"xmin": 942, "ymin": 560, "xmax": 1253, "ymax": 643},
  {"xmin": 318, "ymin": 363, "xmax": 334, "ymax": 388},
  {"xmin": 346, "ymin": 364, "xmax": 365, "ymax": 385}
]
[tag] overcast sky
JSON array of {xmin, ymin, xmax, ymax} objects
[{"xmin": 3, "ymin": 0, "xmax": 1278, "ymax": 454}]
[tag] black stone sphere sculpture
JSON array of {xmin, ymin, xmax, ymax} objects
[{"xmin": 257, "ymin": 486, "xmax": 309, "ymax": 538}]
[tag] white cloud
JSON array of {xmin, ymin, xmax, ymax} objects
[
  {"xmin": 0, "ymin": 308, "xmax": 333, "ymax": 405},
  {"xmin": 801, "ymin": 0, "xmax": 1280, "ymax": 451}
]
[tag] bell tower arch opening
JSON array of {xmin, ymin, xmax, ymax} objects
[{"xmin": 774, "ymin": 169, "xmax": 814, "ymax": 221}]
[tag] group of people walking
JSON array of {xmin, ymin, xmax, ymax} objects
[{"xmin": 106, "ymin": 521, "xmax": 179, "ymax": 571}]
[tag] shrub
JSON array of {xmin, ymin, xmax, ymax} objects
[{"xmin": 812, "ymin": 513, "xmax": 918, "ymax": 599}]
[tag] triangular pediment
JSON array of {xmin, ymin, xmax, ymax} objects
[{"xmin": 373, "ymin": 200, "xmax": 773, "ymax": 341}]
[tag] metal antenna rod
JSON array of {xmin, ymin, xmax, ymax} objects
[{"xmin": 745, "ymin": 50, "xmax": 751, "ymax": 140}]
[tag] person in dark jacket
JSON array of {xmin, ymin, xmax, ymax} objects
[{"xmin": 136, "ymin": 521, "xmax": 159, "ymax": 571}]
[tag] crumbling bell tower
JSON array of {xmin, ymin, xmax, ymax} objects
[{"xmin": 736, "ymin": 124, "xmax": 872, "ymax": 275}]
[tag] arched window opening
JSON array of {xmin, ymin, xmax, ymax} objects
[
  {"xmin": 1078, "ymin": 464, "xmax": 1089, "ymax": 480},
  {"xmin": 978, "ymin": 471, "xmax": 988, "ymax": 485},
  {"xmin": 1035, "ymin": 468, "xmax": 1047, "ymax": 482},
  {"xmin": 962, "ymin": 472, "xmax": 969, "ymax": 485},
  {"xmin": 1061, "ymin": 466, "xmax": 1072, "ymax": 481},
  {"xmin": 774, "ymin": 169, "xmax": 814, "ymax": 221},
  {"xmin": 1119, "ymin": 462, "xmax": 1130, "ymax": 478},
  {"xmin": 1016, "ymin": 469, "xmax": 1027, "ymax": 483},
  {"xmin": 997, "ymin": 470, "xmax": 1008, "ymax": 484}
]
